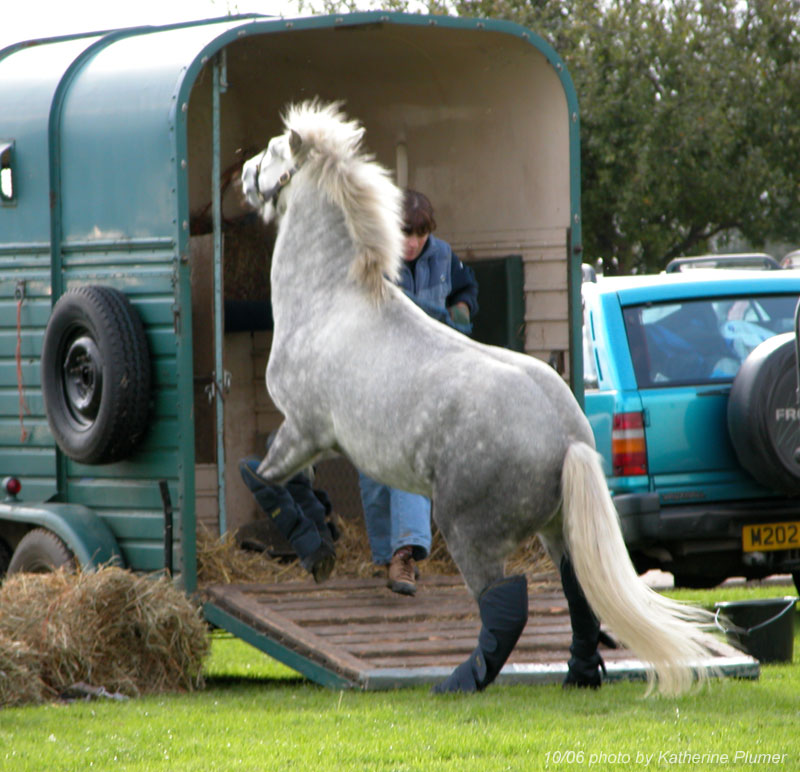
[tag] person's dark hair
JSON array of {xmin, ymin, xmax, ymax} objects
[{"xmin": 402, "ymin": 189, "xmax": 436, "ymax": 236}]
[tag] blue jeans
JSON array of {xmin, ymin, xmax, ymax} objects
[{"xmin": 357, "ymin": 472, "xmax": 431, "ymax": 565}]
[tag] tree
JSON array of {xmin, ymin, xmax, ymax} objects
[{"xmin": 302, "ymin": 0, "xmax": 800, "ymax": 272}]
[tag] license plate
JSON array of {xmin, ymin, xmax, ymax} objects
[{"xmin": 742, "ymin": 522, "xmax": 800, "ymax": 552}]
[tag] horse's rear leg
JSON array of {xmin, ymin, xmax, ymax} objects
[
  {"xmin": 431, "ymin": 508, "xmax": 528, "ymax": 693},
  {"xmin": 432, "ymin": 574, "xmax": 528, "ymax": 693},
  {"xmin": 559, "ymin": 554, "xmax": 605, "ymax": 687},
  {"xmin": 539, "ymin": 533, "xmax": 607, "ymax": 688}
]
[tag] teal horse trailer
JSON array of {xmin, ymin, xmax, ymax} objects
[{"xmin": 0, "ymin": 13, "xmax": 628, "ymax": 687}]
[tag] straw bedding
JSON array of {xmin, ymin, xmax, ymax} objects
[
  {"xmin": 0, "ymin": 567, "xmax": 209, "ymax": 708},
  {"xmin": 197, "ymin": 514, "xmax": 556, "ymax": 585}
]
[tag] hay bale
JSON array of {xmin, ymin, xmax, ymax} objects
[
  {"xmin": 0, "ymin": 633, "xmax": 53, "ymax": 707},
  {"xmin": 0, "ymin": 567, "xmax": 210, "ymax": 704}
]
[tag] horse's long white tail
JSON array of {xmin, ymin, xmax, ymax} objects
[{"xmin": 561, "ymin": 442, "xmax": 718, "ymax": 696}]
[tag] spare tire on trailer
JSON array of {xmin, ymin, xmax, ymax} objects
[
  {"xmin": 41, "ymin": 286, "xmax": 151, "ymax": 465},
  {"xmin": 727, "ymin": 332, "xmax": 800, "ymax": 495},
  {"xmin": 7, "ymin": 528, "xmax": 76, "ymax": 574}
]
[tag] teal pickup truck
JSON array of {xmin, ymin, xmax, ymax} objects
[{"xmin": 583, "ymin": 269, "xmax": 800, "ymax": 591}]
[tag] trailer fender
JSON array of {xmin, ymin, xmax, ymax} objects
[{"xmin": 0, "ymin": 502, "xmax": 124, "ymax": 570}]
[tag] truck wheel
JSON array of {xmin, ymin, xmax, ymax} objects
[
  {"xmin": 41, "ymin": 286, "xmax": 151, "ymax": 465},
  {"xmin": 727, "ymin": 332, "xmax": 800, "ymax": 495},
  {"xmin": 7, "ymin": 528, "xmax": 76, "ymax": 574}
]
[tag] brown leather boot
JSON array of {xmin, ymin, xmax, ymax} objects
[{"xmin": 387, "ymin": 546, "xmax": 417, "ymax": 596}]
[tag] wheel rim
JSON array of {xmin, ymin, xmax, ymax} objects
[
  {"xmin": 62, "ymin": 333, "xmax": 104, "ymax": 429},
  {"xmin": 766, "ymin": 359, "xmax": 800, "ymax": 478}
]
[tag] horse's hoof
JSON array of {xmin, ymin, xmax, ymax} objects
[
  {"xmin": 562, "ymin": 673, "xmax": 602, "ymax": 690},
  {"xmin": 310, "ymin": 546, "xmax": 336, "ymax": 584},
  {"xmin": 431, "ymin": 678, "xmax": 477, "ymax": 695},
  {"xmin": 562, "ymin": 653, "xmax": 605, "ymax": 689},
  {"xmin": 431, "ymin": 659, "xmax": 480, "ymax": 694}
]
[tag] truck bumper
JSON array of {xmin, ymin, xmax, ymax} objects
[
  {"xmin": 616, "ymin": 493, "xmax": 800, "ymax": 543},
  {"xmin": 614, "ymin": 493, "xmax": 800, "ymax": 573}
]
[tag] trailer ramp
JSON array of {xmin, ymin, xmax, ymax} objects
[{"xmin": 203, "ymin": 575, "xmax": 758, "ymax": 690}]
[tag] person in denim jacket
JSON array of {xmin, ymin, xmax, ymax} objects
[
  {"xmin": 359, "ymin": 189, "xmax": 479, "ymax": 595},
  {"xmin": 398, "ymin": 190, "xmax": 478, "ymax": 333}
]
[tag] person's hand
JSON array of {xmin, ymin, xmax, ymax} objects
[{"xmin": 449, "ymin": 302, "xmax": 471, "ymax": 327}]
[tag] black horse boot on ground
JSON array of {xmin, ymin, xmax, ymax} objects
[
  {"xmin": 432, "ymin": 574, "xmax": 528, "ymax": 693},
  {"xmin": 560, "ymin": 554, "xmax": 606, "ymax": 688},
  {"xmin": 239, "ymin": 458, "xmax": 335, "ymax": 583}
]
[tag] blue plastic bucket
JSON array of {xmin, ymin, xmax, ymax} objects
[{"xmin": 714, "ymin": 596, "xmax": 797, "ymax": 663}]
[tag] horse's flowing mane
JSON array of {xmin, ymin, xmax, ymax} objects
[{"xmin": 282, "ymin": 101, "xmax": 403, "ymax": 301}]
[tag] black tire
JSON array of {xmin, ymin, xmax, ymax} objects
[
  {"xmin": 671, "ymin": 573, "xmax": 725, "ymax": 590},
  {"xmin": 0, "ymin": 538, "xmax": 11, "ymax": 576},
  {"xmin": 727, "ymin": 332, "xmax": 800, "ymax": 495},
  {"xmin": 41, "ymin": 286, "xmax": 151, "ymax": 465},
  {"xmin": 8, "ymin": 528, "xmax": 76, "ymax": 574},
  {"xmin": 793, "ymin": 571, "xmax": 800, "ymax": 596}
]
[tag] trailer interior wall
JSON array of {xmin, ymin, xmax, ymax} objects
[
  {"xmin": 188, "ymin": 24, "xmax": 572, "ymax": 359},
  {"xmin": 185, "ymin": 23, "xmax": 574, "ymax": 533}
]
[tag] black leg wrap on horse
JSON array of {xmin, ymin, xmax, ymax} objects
[
  {"xmin": 432, "ymin": 575, "xmax": 528, "ymax": 694},
  {"xmin": 239, "ymin": 459, "xmax": 324, "ymax": 568},
  {"xmin": 560, "ymin": 555, "xmax": 605, "ymax": 689},
  {"xmin": 286, "ymin": 471, "xmax": 336, "ymax": 548}
]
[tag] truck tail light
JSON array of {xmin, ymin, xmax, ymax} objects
[{"xmin": 612, "ymin": 412, "xmax": 647, "ymax": 476}]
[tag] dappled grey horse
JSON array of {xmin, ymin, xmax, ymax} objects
[{"xmin": 241, "ymin": 101, "xmax": 718, "ymax": 695}]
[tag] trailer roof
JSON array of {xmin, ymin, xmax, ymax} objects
[{"xmin": 0, "ymin": 13, "xmax": 579, "ymax": 247}]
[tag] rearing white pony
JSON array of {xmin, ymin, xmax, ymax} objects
[{"xmin": 241, "ymin": 100, "xmax": 719, "ymax": 695}]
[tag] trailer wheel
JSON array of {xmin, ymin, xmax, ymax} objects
[
  {"xmin": 0, "ymin": 538, "xmax": 11, "ymax": 576},
  {"xmin": 727, "ymin": 332, "xmax": 800, "ymax": 495},
  {"xmin": 671, "ymin": 572, "xmax": 725, "ymax": 590},
  {"xmin": 8, "ymin": 528, "xmax": 76, "ymax": 574},
  {"xmin": 41, "ymin": 286, "xmax": 151, "ymax": 465}
]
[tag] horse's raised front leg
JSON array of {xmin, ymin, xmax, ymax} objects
[
  {"xmin": 431, "ymin": 503, "xmax": 528, "ymax": 694},
  {"xmin": 256, "ymin": 419, "xmax": 322, "ymax": 484}
]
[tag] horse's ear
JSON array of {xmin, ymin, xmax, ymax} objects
[{"xmin": 289, "ymin": 130, "xmax": 302, "ymax": 156}]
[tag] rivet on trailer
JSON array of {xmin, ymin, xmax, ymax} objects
[{"xmin": 3, "ymin": 13, "xmax": 740, "ymax": 690}]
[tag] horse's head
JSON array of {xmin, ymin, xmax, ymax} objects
[
  {"xmin": 241, "ymin": 129, "xmax": 302, "ymax": 222},
  {"xmin": 242, "ymin": 100, "xmax": 404, "ymax": 299}
]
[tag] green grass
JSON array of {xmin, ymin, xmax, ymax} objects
[{"xmin": 2, "ymin": 584, "xmax": 798, "ymax": 772}]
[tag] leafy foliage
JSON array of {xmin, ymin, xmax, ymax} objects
[{"xmin": 302, "ymin": 0, "xmax": 800, "ymax": 272}]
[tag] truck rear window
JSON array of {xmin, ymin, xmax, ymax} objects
[{"xmin": 622, "ymin": 294, "xmax": 799, "ymax": 387}]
